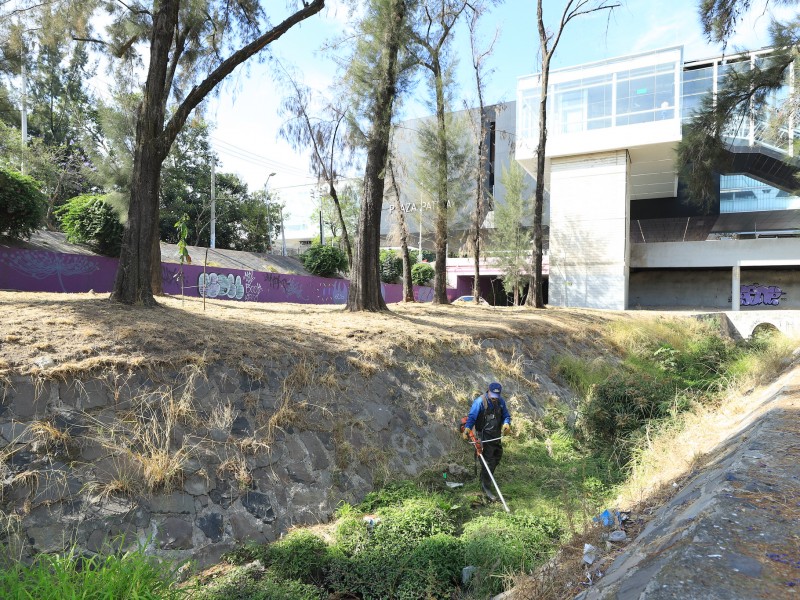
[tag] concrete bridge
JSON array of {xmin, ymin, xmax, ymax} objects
[{"xmin": 710, "ymin": 310, "xmax": 800, "ymax": 340}]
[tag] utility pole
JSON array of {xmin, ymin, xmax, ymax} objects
[
  {"xmin": 280, "ymin": 205, "xmax": 286, "ymax": 256},
  {"xmin": 265, "ymin": 172, "xmax": 276, "ymax": 252},
  {"xmin": 210, "ymin": 162, "xmax": 216, "ymax": 249}
]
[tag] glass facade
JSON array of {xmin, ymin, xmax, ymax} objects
[
  {"xmin": 517, "ymin": 49, "xmax": 681, "ymax": 144},
  {"xmin": 720, "ymin": 174, "xmax": 800, "ymax": 214},
  {"xmin": 681, "ymin": 54, "xmax": 796, "ymax": 154}
]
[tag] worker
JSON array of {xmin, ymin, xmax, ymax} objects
[{"xmin": 462, "ymin": 382, "xmax": 511, "ymax": 501}]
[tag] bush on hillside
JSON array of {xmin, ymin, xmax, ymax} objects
[
  {"xmin": 461, "ymin": 512, "xmax": 563, "ymax": 597},
  {"xmin": 56, "ymin": 194, "xmax": 124, "ymax": 256},
  {"xmin": 195, "ymin": 561, "xmax": 320, "ymax": 600},
  {"xmin": 580, "ymin": 370, "xmax": 678, "ymax": 444},
  {"xmin": 300, "ymin": 243, "xmax": 347, "ymax": 277},
  {"xmin": 411, "ymin": 262, "xmax": 434, "ymax": 286},
  {"xmin": 0, "ymin": 166, "xmax": 46, "ymax": 239},
  {"xmin": 266, "ymin": 530, "xmax": 329, "ymax": 586}
]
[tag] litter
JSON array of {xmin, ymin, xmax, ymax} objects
[
  {"xmin": 445, "ymin": 481, "xmax": 464, "ymax": 488},
  {"xmin": 609, "ymin": 530, "xmax": 627, "ymax": 542},
  {"xmin": 462, "ymin": 566, "xmax": 477, "ymax": 585},
  {"xmin": 583, "ymin": 543, "xmax": 598, "ymax": 565},
  {"xmin": 594, "ymin": 509, "xmax": 620, "ymax": 528}
]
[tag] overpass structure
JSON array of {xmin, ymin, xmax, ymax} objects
[{"xmin": 516, "ymin": 46, "xmax": 800, "ymax": 311}]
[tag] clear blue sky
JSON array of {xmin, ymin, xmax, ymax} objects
[{"xmin": 207, "ymin": 0, "xmax": 789, "ymax": 234}]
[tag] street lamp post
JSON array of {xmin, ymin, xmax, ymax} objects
[{"xmin": 265, "ymin": 172, "xmax": 276, "ymax": 252}]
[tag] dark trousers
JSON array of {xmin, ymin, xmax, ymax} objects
[{"xmin": 479, "ymin": 442, "xmax": 503, "ymax": 489}]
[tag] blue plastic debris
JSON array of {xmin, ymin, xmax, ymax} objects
[{"xmin": 594, "ymin": 509, "xmax": 616, "ymax": 527}]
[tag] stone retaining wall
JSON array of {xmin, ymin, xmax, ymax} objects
[{"xmin": 0, "ymin": 340, "xmax": 562, "ymax": 570}]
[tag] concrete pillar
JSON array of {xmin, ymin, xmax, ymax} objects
[
  {"xmin": 732, "ymin": 265, "xmax": 740, "ymax": 311},
  {"xmin": 548, "ymin": 150, "xmax": 631, "ymax": 310}
]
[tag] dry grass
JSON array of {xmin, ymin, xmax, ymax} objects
[
  {"xmin": 0, "ymin": 292, "xmax": 629, "ymax": 380},
  {"xmin": 617, "ymin": 359, "xmax": 798, "ymax": 510}
]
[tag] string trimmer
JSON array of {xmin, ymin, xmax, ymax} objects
[{"xmin": 465, "ymin": 430, "xmax": 510, "ymax": 513}]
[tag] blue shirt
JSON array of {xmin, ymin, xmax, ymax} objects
[{"xmin": 464, "ymin": 394, "xmax": 511, "ymax": 433}]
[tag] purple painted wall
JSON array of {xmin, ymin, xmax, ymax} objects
[{"xmin": 0, "ymin": 248, "xmax": 443, "ymax": 305}]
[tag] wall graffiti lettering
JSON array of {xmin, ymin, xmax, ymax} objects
[
  {"xmin": 264, "ymin": 272, "xmax": 290, "ymax": 293},
  {"xmin": 199, "ymin": 272, "xmax": 245, "ymax": 300},
  {"xmin": 243, "ymin": 271, "xmax": 262, "ymax": 302},
  {"xmin": 320, "ymin": 281, "xmax": 348, "ymax": 304},
  {"xmin": 740, "ymin": 283, "xmax": 786, "ymax": 306}
]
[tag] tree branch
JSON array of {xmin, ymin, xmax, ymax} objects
[{"xmin": 162, "ymin": 0, "xmax": 325, "ymax": 155}]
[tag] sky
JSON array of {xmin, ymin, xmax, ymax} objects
[{"xmin": 205, "ymin": 0, "xmax": 792, "ymax": 237}]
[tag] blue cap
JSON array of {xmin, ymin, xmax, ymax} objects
[{"xmin": 488, "ymin": 382, "xmax": 502, "ymax": 398}]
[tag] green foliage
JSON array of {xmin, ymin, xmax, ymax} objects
[
  {"xmin": 0, "ymin": 166, "xmax": 46, "ymax": 239},
  {"xmin": 357, "ymin": 480, "xmax": 426, "ymax": 511},
  {"xmin": 411, "ymin": 261, "xmax": 434, "ymax": 286},
  {"xmin": 410, "ymin": 248, "xmax": 436, "ymax": 263},
  {"xmin": 487, "ymin": 161, "xmax": 533, "ymax": 303},
  {"xmin": 267, "ymin": 531, "xmax": 330, "ymax": 586},
  {"xmin": 222, "ymin": 541, "xmax": 269, "ymax": 566},
  {"xmin": 379, "ymin": 248, "xmax": 404, "ymax": 283},
  {"xmin": 0, "ymin": 546, "xmax": 187, "ymax": 599},
  {"xmin": 461, "ymin": 512, "xmax": 563, "ymax": 597},
  {"xmin": 196, "ymin": 561, "xmax": 320, "ymax": 600},
  {"xmin": 370, "ymin": 498, "xmax": 456, "ymax": 547},
  {"xmin": 580, "ymin": 369, "xmax": 678, "ymax": 445},
  {"xmin": 55, "ymin": 193, "xmax": 124, "ymax": 256},
  {"xmin": 301, "ymin": 243, "xmax": 348, "ymax": 277},
  {"xmin": 175, "ymin": 213, "xmax": 191, "ymax": 265},
  {"xmin": 395, "ymin": 534, "xmax": 464, "ymax": 600}
]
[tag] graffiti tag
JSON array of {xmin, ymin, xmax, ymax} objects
[
  {"xmin": 199, "ymin": 272, "xmax": 245, "ymax": 300},
  {"xmin": 243, "ymin": 271, "xmax": 262, "ymax": 302},
  {"xmin": 264, "ymin": 273, "xmax": 290, "ymax": 293},
  {"xmin": 740, "ymin": 284, "xmax": 786, "ymax": 306}
]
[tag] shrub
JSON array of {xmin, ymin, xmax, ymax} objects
[
  {"xmin": 0, "ymin": 166, "xmax": 45, "ymax": 239},
  {"xmin": 379, "ymin": 249, "xmax": 403, "ymax": 283},
  {"xmin": 411, "ymin": 262, "xmax": 434, "ymax": 286},
  {"xmin": 300, "ymin": 243, "xmax": 347, "ymax": 277},
  {"xmin": 579, "ymin": 369, "xmax": 677, "ymax": 444},
  {"xmin": 196, "ymin": 561, "xmax": 321, "ymax": 600},
  {"xmin": 327, "ymin": 535, "xmax": 462, "ymax": 600},
  {"xmin": 56, "ymin": 194, "xmax": 124, "ymax": 256},
  {"xmin": 395, "ymin": 534, "xmax": 464, "ymax": 600},
  {"xmin": 267, "ymin": 530, "xmax": 329, "ymax": 586},
  {"xmin": 369, "ymin": 498, "xmax": 456, "ymax": 549},
  {"xmin": 461, "ymin": 512, "xmax": 563, "ymax": 597}
]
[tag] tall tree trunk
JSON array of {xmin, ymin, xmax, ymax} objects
[
  {"xmin": 432, "ymin": 62, "xmax": 449, "ymax": 304},
  {"xmin": 110, "ymin": 0, "xmax": 176, "ymax": 306},
  {"xmin": 472, "ymin": 110, "xmax": 486, "ymax": 304},
  {"xmin": 346, "ymin": 0, "xmax": 406, "ymax": 312},
  {"xmin": 389, "ymin": 161, "xmax": 414, "ymax": 302}
]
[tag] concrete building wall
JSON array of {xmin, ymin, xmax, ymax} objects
[
  {"xmin": 630, "ymin": 269, "xmax": 800, "ymax": 309},
  {"xmin": 630, "ymin": 238, "xmax": 800, "ymax": 268},
  {"xmin": 549, "ymin": 151, "xmax": 630, "ymax": 309}
]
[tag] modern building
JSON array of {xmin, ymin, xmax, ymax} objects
[{"xmin": 515, "ymin": 46, "xmax": 800, "ymax": 310}]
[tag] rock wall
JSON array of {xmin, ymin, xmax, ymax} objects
[{"xmin": 0, "ymin": 346, "xmax": 554, "ymax": 568}]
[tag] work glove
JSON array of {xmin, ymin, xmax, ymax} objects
[
  {"xmin": 502, "ymin": 423, "xmax": 511, "ymax": 436},
  {"xmin": 462, "ymin": 427, "xmax": 471, "ymax": 441}
]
